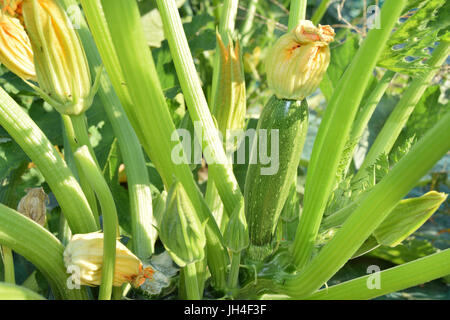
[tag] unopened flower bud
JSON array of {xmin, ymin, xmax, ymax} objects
[
  {"xmin": 22, "ymin": 0, "xmax": 99, "ymax": 115},
  {"xmin": 214, "ymin": 32, "xmax": 247, "ymax": 154},
  {"xmin": 63, "ymin": 232, "xmax": 155, "ymax": 287},
  {"xmin": 17, "ymin": 187, "xmax": 48, "ymax": 226},
  {"xmin": 0, "ymin": 11, "xmax": 36, "ymax": 80},
  {"xmin": 159, "ymin": 182, "xmax": 206, "ymax": 267},
  {"xmin": 265, "ymin": 20, "xmax": 334, "ymax": 100}
]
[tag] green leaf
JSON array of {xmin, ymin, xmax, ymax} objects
[
  {"xmin": 374, "ymin": 191, "xmax": 447, "ymax": 246},
  {"xmin": 369, "ymin": 238, "xmax": 438, "ymax": 265},
  {"xmin": 378, "ymin": 0, "xmax": 448, "ymax": 75}
]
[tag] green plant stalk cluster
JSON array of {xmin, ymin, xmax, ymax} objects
[
  {"xmin": 355, "ymin": 40, "xmax": 450, "ymax": 179},
  {"xmin": 60, "ymin": 0, "xmax": 156, "ymax": 260},
  {"xmin": 0, "ymin": 204, "xmax": 89, "ymax": 299},
  {"xmin": 156, "ymin": 0, "xmax": 243, "ymax": 219},
  {"xmin": 282, "ymin": 110, "xmax": 450, "ymax": 298},
  {"xmin": 291, "ymin": 0, "xmax": 407, "ymax": 269},
  {"xmin": 0, "ymin": 87, "xmax": 98, "ymax": 234},
  {"xmin": 80, "ymin": 0, "xmax": 229, "ymax": 290}
]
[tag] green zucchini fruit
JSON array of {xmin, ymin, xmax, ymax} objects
[{"xmin": 244, "ymin": 95, "xmax": 308, "ymax": 260}]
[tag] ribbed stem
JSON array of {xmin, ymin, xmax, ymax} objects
[
  {"xmin": 82, "ymin": 0, "xmax": 229, "ymax": 291},
  {"xmin": 282, "ymin": 110, "xmax": 450, "ymax": 298},
  {"xmin": 291, "ymin": 0, "xmax": 407, "ymax": 269},
  {"xmin": 1, "ymin": 246, "xmax": 15, "ymax": 283},
  {"xmin": 184, "ymin": 263, "xmax": 201, "ymax": 300},
  {"xmin": 307, "ymin": 249, "xmax": 450, "ymax": 300},
  {"xmin": 344, "ymin": 70, "xmax": 395, "ymax": 174},
  {"xmin": 288, "ymin": 0, "xmax": 308, "ymax": 31},
  {"xmin": 61, "ymin": 114, "xmax": 100, "ymax": 228},
  {"xmin": 0, "ymin": 204, "xmax": 89, "ymax": 299},
  {"xmin": 312, "ymin": 0, "xmax": 332, "ymax": 24},
  {"xmin": 227, "ymin": 251, "xmax": 241, "ymax": 294},
  {"xmin": 355, "ymin": 41, "xmax": 450, "ymax": 179},
  {"xmin": 60, "ymin": 0, "xmax": 156, "ymax": 259},
  {"xmin": 74, "ymin": 146, "xmax": 119, "ymax": 300},
  {"xmin": 0, "ymin": 87, "xmax": 97, "ymax": 234},
  {"xmin": 156, "ymin": 0, "xmax": 243, "ymax": 220}
]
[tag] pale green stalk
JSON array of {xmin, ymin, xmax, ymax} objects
[
  {"xmin": 288, "ymin": 0, "xmax": 308, "ymax": 31},
  {"xmin": 1, "ymin": 246, "xmax": 15, "ymax": 283},
  {"xmin": 241, "ymin": 0, "xmax": 259, "ymax": 36},
  {"xmin": 156, "ymin": 0, "xmax": 243, "ymax": 219},
  {"xmin": 344, "ymin": 70, "xmax": 395, "ymax": 174},
  {"xmin": 0, "ymin": 87, "xmax": 97, "ymax": 234},
  {"xmin": 61, "ymin": 114, "xmax": 100, "ymax": 228},
  {"xmin": 0, "ymin": 203, "xmax": 89, "ymax": 299},
  {"xmin": 291, "ymin": 0, "xmax": 407, "ymax": 269},
  {"xmin": 60, "ymin": 0, "xmax": 156, "ymax": 259},
  {"xmin": 74, "ymin": 146, "xmax": 119, "ymax": 301},
  {"xmin": 184, "ymin": 263, "xmax": 201, "ymax": 300},
  {"xmin": 0, "ymin": 283, "xmax": 46, "ymax": 300},
  {"xmin": 81, "ymin": 0, "xmax": 229, "ymax": 290},
  {"xmin": 355, "ymin": 41, "xmax": 450, "ymax": 180},
  {"xmin": 312, "ymin": 0, "xmax": 331, "ymax": 24},
  {"xmin": 307, "ymin": 249, "xmax": 450, "ymax": 300},
  {"xmin": 282, "ymin": 110, "xmax": 450, "ymax": 298}
]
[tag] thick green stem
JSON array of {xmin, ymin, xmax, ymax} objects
[
  {"xmin": 0, "ymin": 204, "xmax": 89, "ymax": 299},
  {"xmin": 74, "ymin": 146, "xmax": 118, "ymax": 300},
  {"xmin": 156, "ymin": 0, "xmax": 243, "ymax": 220},
  {"xmin": 307, "ymin": 249, "xmax": 450, "ymax": 300},
  {"xmin": 282, "ymin": 110, "xmax": 450, "ymax": 298},
  {"xmin": 61, "ymin": 115, "xmax": 100, "ymax": 228},
  {"xmin": 227, "ymin": 251, "xmax": 241, "ymax": 294},
  {"xmin": 0, "ymin": 87, "xmax": 97, "ymax": 234},
  {"xmin": 60, "ymin": 0, "xmax": 156, "ymax": 259},
  {"xmin": 82, "ymin": 0, "xmax": 228, "ymax": 291},
  {"xmin": 184, "ymin": 263, "xmax": 201, "ymax": 300},
  {"xmin": 288, "ymin": 0, "xmax": 308, "ymax": 31},
  {"xmin": 311, "ymin": 0, "xmax": 331, "ymax": 24},
  {"xmin": 291, "ymin": 0, "xmax": 407, "ymax": 270},
  {"xmin": 1, "ymin": 246, "xmax": 15, "ymax": 284},
  {"xmin": 0, "ymin": 283, "xmax": 46, "ymax": 300},
  {"xmin": 355, "ymin": 41, "xmax": 450, "ymax": 180},
  {"xmin": 344, "ymin": 70, "xmax": 395, "ymax": 174}
]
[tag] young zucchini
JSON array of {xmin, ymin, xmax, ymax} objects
[{"xmin": 244, "ymin": 95, "xmax": 308, "ymax": 260}]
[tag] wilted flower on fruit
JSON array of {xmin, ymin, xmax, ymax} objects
[
  {"xmin": 1, "ymin": 0, "xmax": 23, "ymax": 17},
  {"xmin": 63, "ymin": 232, "xmax": 155, "ymax": 287},
  {"xmin": 22, "ymin": 0, "xmax": 98, "ymax": 115},
  {"xmin": 265, "ymin": 20, "xmax": 335, "ymax": 100},
  {"xmin": 16, "ymin": 187, "xmax": 48, "ymax": 226},
  {"xmin": 0, "ymin": 11, "xmax": 36, "ymax": 81}
]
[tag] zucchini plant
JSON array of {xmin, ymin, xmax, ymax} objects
[{"xmin": 0, "ymin": 0, "xmax": 448, "ymax": 301}]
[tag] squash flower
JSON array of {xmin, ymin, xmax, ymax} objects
[
  {"xmin": 64, "ymin": 232, "xmax": 155, "ymax": 288},
  {"xmin": 21, "ymin": 0, "xmax": 100, "ymax": 115},
  {"xmin": 265, "ymin": 20, "xmax": 335, "ymax": 100},
  {"xmin": 0, "ymin": 11, "xmax": 36, "ymax": 81}
]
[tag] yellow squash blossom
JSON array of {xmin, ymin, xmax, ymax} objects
[
  {"xmin": 265, "ymin": 20, "xmax": 335, "ymax": 100},
  {"xmin": 22, "ymin": 0, "xmax": 98, "ymax": 115},
  {"xmin": 64, "ymin": 232, "xmax": 154, "ymax": 288},
  {"xmin": 0, "ymin": 11, "xmax": 36, "ymax": 80}
]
